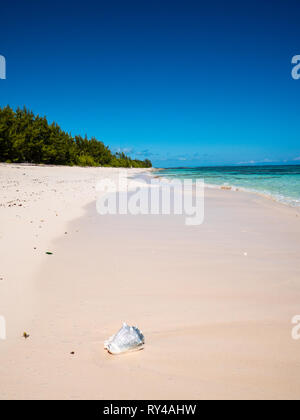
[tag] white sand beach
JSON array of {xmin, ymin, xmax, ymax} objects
[{"xmin": 0, "ymin": 163, "xmax": 300, "ymax": 400}]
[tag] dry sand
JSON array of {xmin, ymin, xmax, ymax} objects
[{"xmin": 0, "ymin": 163, "xmax": 300, "ymax": 400}]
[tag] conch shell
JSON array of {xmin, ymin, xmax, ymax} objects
[{"xmin": 104, "ymin": 323, "xmax": 145, "ymax": 355}]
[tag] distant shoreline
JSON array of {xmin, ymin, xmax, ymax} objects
[{"xmin": 0, "ymin": 106, "xmax": 152, "ymax": 169}]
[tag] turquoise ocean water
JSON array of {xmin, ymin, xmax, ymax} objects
[{"xmin": 154, "ymin": 165, "xmax": 300, "ymax": 207}]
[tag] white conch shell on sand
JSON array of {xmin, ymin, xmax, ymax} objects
[{"xmin": 104, "ymin": 323, "xmax": 145, "ymax": 355}]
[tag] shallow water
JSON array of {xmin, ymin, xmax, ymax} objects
[{"xmin": 154, "ymin": 165, "xmax": 300, "ymax": 207}]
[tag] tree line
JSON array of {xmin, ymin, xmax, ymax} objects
[{"xmin": 0, "ymin": 106, "xmax": 152, "ymax": 168}]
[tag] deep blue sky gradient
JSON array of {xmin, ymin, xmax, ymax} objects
[{"xmin": 1, "ymin": 0, "xmax": 300, "ymax": 166}]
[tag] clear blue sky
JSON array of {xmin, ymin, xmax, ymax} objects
[{"xmin": 1, "ymin": 0, "xmax": 300, "ymax": 167}]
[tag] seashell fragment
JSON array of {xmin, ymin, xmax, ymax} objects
[{"xmin": 104, "ymin": 322, "xmax": 145, "ymax": 355}]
